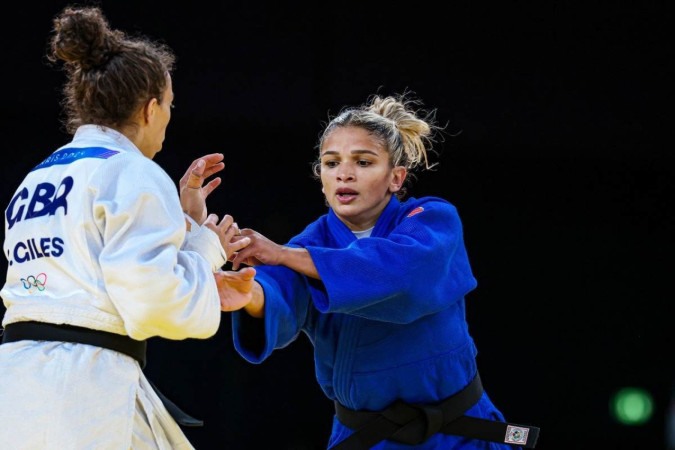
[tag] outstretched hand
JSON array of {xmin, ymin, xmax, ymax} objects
[
  {"xmin": 229, "ymin": 228, "xmax": 284, "ymax": 270},
  {"xmin": 180, "ymin": 153, "xmax": 225, "ymax": 224},
  {"xmin": 231, "ymin": 228, "xmax": 319, "ymax": 280},
  {"xmin": 215, "ymin": 266, "xmax": 257, "ymax": 311}
]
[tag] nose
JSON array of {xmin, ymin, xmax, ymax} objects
[{"xmin": 337, "ymin": 165, "xmax": 355, "ymax": 181}]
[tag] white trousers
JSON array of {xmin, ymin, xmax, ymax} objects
[{"xmin": 0, "ymin": 340, "xmax": 194, "ymax": 450}]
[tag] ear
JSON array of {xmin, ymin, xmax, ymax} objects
[
  {"xmin": 389, "ymin": 166, "xmax": 407, "ymax": 193},
  {"xmin": 143, "ymin": 98, "xmax": 159, "ymax": 124}
]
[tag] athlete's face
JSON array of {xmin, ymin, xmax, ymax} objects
[
  {"xmin": 138, "ymin": 73, "xmax": 174, "ymax": 159},
  {"xmin": 319, "ymin": 126, "xmax": 406, "ymax": 231}
]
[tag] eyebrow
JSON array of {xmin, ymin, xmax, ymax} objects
[{"xmin": 320, "ymin": 149, "xmax": 380, "ymax": 157}]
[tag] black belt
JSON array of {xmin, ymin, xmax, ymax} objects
[
  {"xmin": 1, "ymin": 321, "xmax": 203, "ymax": 427},
  {"xmin": 334, "ymin": 372, "xmax": 540, "ymax": 449}
]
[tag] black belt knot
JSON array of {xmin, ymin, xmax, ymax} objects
[
  {"xmin": 334, "ymin": 372, "xmax": 540, "ymax": 449},
  {"xmin": 419, "ymin": 404, "xmax": 443, "ymax": 441},
  {"xmin": 379, "ymin": 401, "xmax": 443, "ymax": 444}
]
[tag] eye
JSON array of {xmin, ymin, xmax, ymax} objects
[
  {"xmin": 357, "ymin": 160, "xmax": 372, "ymax": 167},
  {"xmin": 323, "ymin": 160, "xmax": 338, "ymax": 168}
]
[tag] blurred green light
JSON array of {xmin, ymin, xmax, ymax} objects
[{"xmin": 611, "ymin": 387, "xmax": 653, "ymax": 425}]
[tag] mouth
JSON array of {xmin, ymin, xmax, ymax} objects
[{"xmin": 335, "ymin": 188, "xmax": 358, "ymax": 204}]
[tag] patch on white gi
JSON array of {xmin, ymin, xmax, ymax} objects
[{"xmin": 504, "ymin": 425, "xmax": 529, "ymax": 444}]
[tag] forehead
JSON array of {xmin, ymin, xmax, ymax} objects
[{"xmin": 322, "ymin": 126, "xmax": 386, "ymax": 153}]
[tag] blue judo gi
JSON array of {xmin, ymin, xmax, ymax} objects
[{"xmin": 232, "ymin": 195, "xmax": 519, "ymax": 449}]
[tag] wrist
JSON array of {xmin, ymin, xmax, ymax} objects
[{"xmin": 244, "ymin": 282, "xmax": 265, "ymax": 318}]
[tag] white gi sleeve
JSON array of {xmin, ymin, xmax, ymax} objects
[{"xmin": 93, "ymin": 153, "xmax": 221, "ymax": 341}]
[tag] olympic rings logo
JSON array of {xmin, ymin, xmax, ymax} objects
[{"xmin": 21, "ymin": 273, "xmax": 48, "ymax": 293}]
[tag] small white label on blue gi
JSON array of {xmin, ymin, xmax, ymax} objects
[{"xmin": 504, "ymin": 425, "xmax": 529, "ymax": 444}]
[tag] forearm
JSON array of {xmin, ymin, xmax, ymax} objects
[{"xmin": 279, "ymin": 247, "xmax": 319, "ymax": 280}]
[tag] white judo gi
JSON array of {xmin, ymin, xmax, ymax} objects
[{"xmin": 0, "ymin": 125, "xmax": 226, "ymax": 449}]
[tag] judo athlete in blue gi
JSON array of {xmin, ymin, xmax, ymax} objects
[
  {"xmin": 0, "ymin": 6, "xmax": 255, "ymax": 449},
  {"xmin": 229, "ymin": 93, "xmax": 540, "ymax": 449}
]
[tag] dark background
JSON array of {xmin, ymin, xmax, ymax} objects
[{"xmin": 1, "ymin": 2, "xmax": 672, "ymax": 449}]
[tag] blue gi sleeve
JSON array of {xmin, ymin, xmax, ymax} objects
[
  {"xmin": 305, "ymin": 199, "xmax": 477, "ymax": 324},
  {"xmin": 231, "ymin": 264, "xmax": 311, "ymax": 363}
]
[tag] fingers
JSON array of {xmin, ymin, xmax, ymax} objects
[
  {"xmin": 202, "ymin": 213, "xmax": 222, "ymax": 227},
  {"xmin": 195, "ymin": 153, "xmax": 224, "ymax": 179},
  {"xmin": 221, "ymin": 216, "xmax": 237, "ymax": 236},
  {"xmin": 204, "ymin": 213, "xmax": 233, "ymax": 230},
  {"xmin": 190, "ymin": 162, "xmax": 224, "ymax": 186},
  {"xmin": 224, "ymin": 222, "xmax": 250, "ymax": 262},
  {"xmin": 229, "ymin": 246, "xmax": 252, "ymax": 271},
  {"xmin": 221, "ymin": 223, "xmax": 239, "ymax": 245},
  {"xmin": 198, "ymin": 153, "xmax": 224, "ymax": 166},
  {"xmin": 230, "ymin": 253, "xmax": 241, "ymax": 270},
  {"xmin": 201, "ymin": 162, "xmax": 225, "ymax": 179},
  {"xmin": 204, "ymin": 214, "xmax": 249, "ymax": 257},
  {"xmin": 214, "ymin": 267, "xmax": 255, "ymax": 312},
  {"xmin": 180, "ymin": 154, "xmax": 225, "ymax": 190},
  {"xmin": 230, "ymin": 247, "xmax": 247, "ymax": 270},
  {"xmin": 229, "ymin": 237, "xmax": 251, "ymax": 253},
  {"xmin": 202, "ymin": 214, "xmax": 255, "ymax": 268},
  {"xmin": 202, "ymin": 177, "xmax": 222, "ymax": 198},
  {"xmin": 218, "ymin": 266, "xmax": 255, "ymax": 281}
]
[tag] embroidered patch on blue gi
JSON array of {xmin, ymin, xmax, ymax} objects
[
  {"xmin": 32, "ymin": 147, "xmax": 120, "ymax": 171},
  {"xmin": 406, "ymin": 206, "xmax": 424, "ymax": 217},
  {"xmin": 504, "ymin": 425, "xmax": 529, "ymax": 444}
]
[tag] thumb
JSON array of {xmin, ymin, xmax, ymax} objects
[
  {"xmin": 189, "ymin": 159, "xmax": 205, "ymax": 181},
  {"xmin": 186, "ymin": 159, "xmax": 206, "ymax": 189},
  {"xmin": 194, "ymin": 159, "xmax": 205, "ymax": 173},
  {"xmin": 239, "ymin": 266, "xmax": 256, "ymax": 280}
]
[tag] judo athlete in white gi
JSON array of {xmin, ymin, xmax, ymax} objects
[
  {"xmin": 228, "ymin": 94, "xmax": 539, "ymax": 449},
  {"xmin": 0, "ymin": 6, "xmax": 255, "ymax": 450}
]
